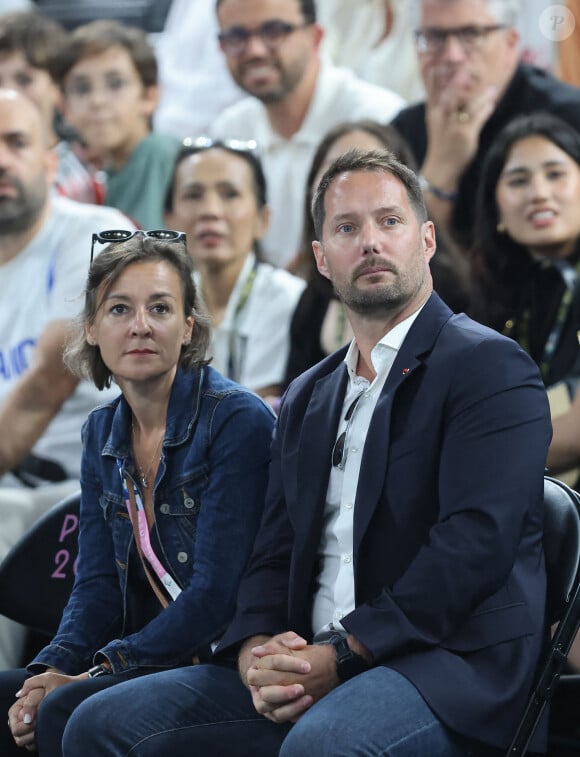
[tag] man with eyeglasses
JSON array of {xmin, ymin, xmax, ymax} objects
[
  {"xmin": 210, "ymin": 0, "xmax": 405, "ymax": 269},
  {"xmin": 66, "ymin": 150, "xmax": 551, "ymax": 757},
  {"xmin": 0, "ymin": 88, "xmax": 135, "ymax": 670},
  {"xmin": 391, "ymin": 0, "xmax": 580, "ymax": 253}
]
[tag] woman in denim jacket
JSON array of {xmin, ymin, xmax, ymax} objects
[{"xmin": 1, "ymin": 231, "xmax": 275, "ymax": 756}]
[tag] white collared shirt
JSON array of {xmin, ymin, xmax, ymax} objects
[{"xmin": 311, "ymin": 306, "xmax": 424, "ymax": 638}]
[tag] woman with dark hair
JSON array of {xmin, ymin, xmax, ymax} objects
[
  {"xmin": 471, "ymin": 112, "xmax": 580, "ymax": 484},
  {"xmin": 285, "ymin": 119, "xmax": 470, "ymax": 388},
  {"xmin": 0, "ymin": 231, "xmax": 275, "ymax": 756},
  {"xmin": 165, "ymin": 137, "xmax": 305, "ymax": 399}
]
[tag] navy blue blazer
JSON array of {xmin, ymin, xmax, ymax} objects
[{"xmin": 219, "ymin": 293, "xmax": 552, "ymax": 751}]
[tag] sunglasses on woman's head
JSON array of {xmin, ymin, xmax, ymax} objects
[{"xmin": 90, "ymin": 229, "xmax": 186, "ymax": 264}]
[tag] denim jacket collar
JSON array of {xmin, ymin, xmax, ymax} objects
[{"xmin": 101, "ymin": 366, "xmax": 204, "ymax": 464}]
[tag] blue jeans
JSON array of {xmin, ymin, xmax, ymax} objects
[{"xmin": 62, "ymin": 663, "xmax": 486, "ymax": 756}]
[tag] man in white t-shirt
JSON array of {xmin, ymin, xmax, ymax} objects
[
  {"xmin": 211, "ymin": 0, "xmax": 405, "ymax": 268},
  {"xmin": 0, "ymin": 88, "xmax": 135, "ymax": 669}
]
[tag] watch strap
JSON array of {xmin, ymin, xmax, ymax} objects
[{"xmin": 329, "ymin": 633, "xmax": 370, "ymax": 682}]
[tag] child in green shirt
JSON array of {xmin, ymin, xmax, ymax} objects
[{"xmin": 55, "ymin": 19, "xmax": 179, "ymax": 228}]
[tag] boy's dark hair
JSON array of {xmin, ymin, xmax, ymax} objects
[
  {"xmin": 53, "ymin": 19, "xmax": 157, "ymax": 88},
  {"xmin": 0, "ymin": 11, "xmax": 68, "ymax": 81},
  {"xmin": 312, "ymin": 149, "xmax": 427, "ymax": 240},
  {"xmin": 215, "ymin": 0, "xmax": 316, "ymax": 24}
]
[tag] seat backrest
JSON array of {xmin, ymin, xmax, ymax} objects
[
  {"xmin": 543, "ymin": 476, "xmax": 580, "ymax": 625},
  {"xmin": 0, "ymin": 490, "xmax": 80, "ymax": 636},
  {"xmin": 506, "ymin": 478, "xmax": 580, "ymax": 756}
]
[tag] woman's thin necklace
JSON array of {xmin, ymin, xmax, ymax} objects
[{"xmin": 132, "ymin": 422, "xmax": 165, "ymax": 489}]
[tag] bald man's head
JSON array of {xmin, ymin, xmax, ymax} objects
[
  {"xmin": 0, "ymin": 87, "xmax": 50, "ymax": 145},
  {"xmin": 0, "ymin": 88, "xmax": 55, "ymax": 236}
]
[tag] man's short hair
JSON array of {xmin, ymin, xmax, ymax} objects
[
  {"xmin": 215, "ymin": 0, "xmax": 316, "ymax": 24},
  {"xmin": 409, "ymin": 0, "xmax": 520, "ymax": 29},
  {"xmin": 0, "ymin": 11, "xmax": 68, "ymax": 81},
  {"xmin": 53, "ymin": 19, "xmax": 157, "ymax": 89},
  {"xmin": 311, "ymin": 149, "xmax": 428, "ymax": 240}
]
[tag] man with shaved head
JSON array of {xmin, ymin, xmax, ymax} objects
[{"xmin": 0, "ymin": 89, "xmax": 135, "ymax": 669}]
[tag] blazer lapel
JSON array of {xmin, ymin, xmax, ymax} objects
[
  {"xmin": 353, "ymin": 294, "xmax": 453, "ymax": 554},
  {"xmin": 294, "ymin": 362, "xmax": 348, "ymax": 562}
]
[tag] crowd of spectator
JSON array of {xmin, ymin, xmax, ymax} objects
[{"xmin": 0, "ymin": 0, "xmax": 579, "ymax": 755}]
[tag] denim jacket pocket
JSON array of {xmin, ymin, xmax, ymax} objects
[{"xmin": 154, "ymin": 473, "xmax": 207, "ymax": 581}]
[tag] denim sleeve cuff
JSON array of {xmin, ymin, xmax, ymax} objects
[
  {"xmin": 27, "ymin": 643, "xmax": 88, "ymax": 676},
  {"xmin": 97, "ymin": 640, "xmax": 136, "ymax": 674}
]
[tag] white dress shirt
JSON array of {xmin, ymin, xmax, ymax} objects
[{"xmin": 312, "ymin": 306, "xmax": 424, "ymax": 638}]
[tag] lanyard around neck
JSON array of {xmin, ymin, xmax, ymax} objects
[
  {"xmin": 117, "ymin": 460, "xmax": 182, "ymax": 602},
  {"xmin": 504, "ymin": 259, "xmax": 579, "ymax": 382},
  {"xmin": 227, "ymin": 258, "xmax": 259, "ymax": 381}
]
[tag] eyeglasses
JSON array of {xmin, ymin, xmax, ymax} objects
[
  {"xmin": 218, "ymin": 20, "xmax": 310, "ymax": 57},
  {"xmin": 90, "ymin": 229, "xmax": 186, "ymax": 264},
  {"xmin": 64, "ymin": 75, "xmax": 137, "ymax": 99},
  {"xmin": 182, "ymin": 136, "xmax": 258, "ymax": 153},
  {"xmin": 414, "ymin": 24, "xmax": 506, "ymax": 56},
  {"xmin": 332, "ymin": 393, "xmax": 364, "ymax": 470}
]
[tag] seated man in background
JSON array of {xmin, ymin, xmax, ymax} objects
[
  {"xmin": 0, "ymin": 88, "xmax": 135, "ymax": 670},
  {"xmin": 391, "ymin": 0, "xmax": 580, "ymax": 253},
  {"xmin": 60, "ymin": 150, "xmax": 552, "ymax": 757}
]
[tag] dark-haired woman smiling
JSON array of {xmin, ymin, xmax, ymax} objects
[{"xmin": 471, "ymin": 112, "xmax": 580, "ymax": 485}]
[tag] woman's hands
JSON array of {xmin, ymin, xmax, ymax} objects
[{"xmin": 7, "ymin": 670, "xmax": 82, "ymax": 751}]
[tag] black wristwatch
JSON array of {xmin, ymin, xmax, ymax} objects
[
  {"xmin": 87, "ymin": 663, "xmax": 112, "ymax": 678},
  {"xmin": 329, "ymin": 634, "xmax": 370, "ymax": 682}
]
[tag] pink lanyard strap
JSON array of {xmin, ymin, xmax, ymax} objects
[{"xmin": 117, "ymin": 461, "xmax": 182, "ymax": 602}]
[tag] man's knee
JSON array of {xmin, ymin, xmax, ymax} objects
[{"xmin": 278, "ymin": 711, "xmax": 326, "ymax": 757}]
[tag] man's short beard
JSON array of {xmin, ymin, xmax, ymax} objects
[
  {"xmin": 238, "ymin": 58, "xmax": 304, "ymax": 104},
  {"xmin": 0, "ymin": 182, "xmax": 47, "ymax": 236},
  {"xmin": 256, "ymin": 89, "xmax": 287, "ymax": 105},
  {"xmin": 334, "ymin": 281, "xmax": 409, "ymax": 316}
]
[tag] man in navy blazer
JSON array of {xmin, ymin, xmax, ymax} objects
[{"xmin": 63, "ymin": 150, "xmax": 552, "ymax": 757}]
